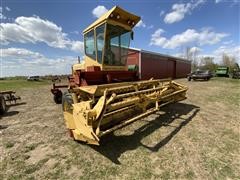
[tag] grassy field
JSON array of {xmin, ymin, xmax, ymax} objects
[
  {"xmin": 0, "ymin": 77, "xmax": 239, "ymax": 179},
  {"xmin": 0, "ymin": 79, "xmax": 51, "ymax": 91}
]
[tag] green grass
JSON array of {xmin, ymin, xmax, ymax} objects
[
  {"xmin": 208, "ymin": 77, "xmax": 240, "ymax": 106},
  {"xmin": 211, "ymin": 77, "xmax": 240, "ymax": 84},
  {"xmin": 1, "ymin": 77, "xmax": 240, "ymax": 179},
  {"xmin": 24, "ymin": 158, "xmax": 49, "ymax": 174},
  {"xmin": 24, "ymin": 143, "xmax": 40, "ymax": 153},
  {"xmin": 0, "ymin": 79, "xmax": 51, "ymax": 91},
  {"xmin": 5, "ymin": 142, "xmax": 15, "ymax": 148}
]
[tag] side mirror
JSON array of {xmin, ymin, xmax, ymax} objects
[{"xmin": 131, "ymin": 31, "xmax": 134, "ymax": 40}]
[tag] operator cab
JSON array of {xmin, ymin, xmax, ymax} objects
[{"xmin": 80, "ymin": 6, "xmax": 140, "ymax": 72}]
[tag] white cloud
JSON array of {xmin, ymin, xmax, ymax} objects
[
  {"xmin": 71, "ymin": 41, "xmax": 84, "ymax": 53},
  {"xmin": 0, "ymin": 6, "xmax": 12, "ymax": 20},
  {"xmin": 223, "ymin": 40, "xmax": 233, "ymax": 45},
  {"xmin": 92, "ymin": 5, "xmax": 108, "ymax": 18},
  {"xmin": 0, "ymin": 7, "xmax": 6, "ymax": 19},
  {"xmin": 70, "ymin": 30, "xmax": 80, "ymax": 35},
  {"xmin": 189, "ymin": 46, "xmax": 202, "ymax": 54},
  {"xmin": 147, "ymin": 25, "xmax": 154, "ymax": 29},
  {"xmin": 150, "ymin": 28, "xmax": 167, "ymax": 46},
  {"xmin": 1, "ymin": 48, "xmax": 77, "ymax": 76},
  {"xmin": 0, "ymin": 13, "xmax": 6, "ymax": 19},
  {"xmin": 150, "ymin": 28, "xmax": 228, "ymax": 49},
  {"xmin": 136, "ymin": 19, "xmax": 146, "ymax": 28},
  {"xmin": 213, "ymin": 45, "xmax": 240, "ymax": 60},
  {"xmin": 164, "ymin": 4, "xmax": 191, "ymax": 24},
  {"xmin": 0, "ymin": 16, "xmax": 84, "ymax": 54},
  {"xmin": 160, "ymin": 10, "xmax": 165, "ymax": 17},
  {"xmin": 6, "ymin": 6, "xmax": 11, "ymax": 11},
  {"xmin": 2, "ymin": 48, "xmax": 43, "ymax": 59},
  {"xmin": 215, "ymin": 0, "xmax": 222, "ymax": 3},
  {"xmin": 164, "ymin": 0, "xmax": 205, "ymax": 24}
]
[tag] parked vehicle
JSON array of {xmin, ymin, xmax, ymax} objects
[
  {"xmin": 27, "ymin": 76, "xmax": 40, "ymax": 81},
  {"xmin": 187, "ymin": 70, "xmax": 212, "ymax": 81},
  {"xmin": 215, "ymin": 67, "xmax": 229, "ymax": 77}
]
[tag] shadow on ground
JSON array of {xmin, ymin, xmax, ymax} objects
[
  {"xmin": 7, "ymin": 102, "xmax": 27, "ymax": 107},
  {"xmin": 90, "ymin": 102, "xmax": 200, "ymax": 164},
  {"xmin": 0, "ymin": 102, "xmax": 26, "ymax": 119},
  {"xmin": 1, "ymin": 110, "xmax": 19, "ymax": 117}
]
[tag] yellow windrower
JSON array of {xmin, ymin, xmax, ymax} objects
[
  {"xmin": 62, "ymin": 6, "xmax": 188, "ymax": 145},
  {"xmin": 63, "ymin": 79, "xmax": 187, "ymax": 145}
]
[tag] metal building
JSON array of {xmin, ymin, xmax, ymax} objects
[{"xmin": 126, "ymin": 48, "xmax": 191, "ymax": 80}]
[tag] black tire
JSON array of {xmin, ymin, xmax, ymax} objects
[
  {"xmin": 53, "ymin": 91, "xmax": 62, "ymax": 104},
  {"xmin": 0, "ymin": 95, "xmax": 6, "ymax": 115},
  {"xmin": 187, "ymin": 76, "xmax": 191, "ymax": 81},
  {"xmin": 62, "ymin": 92, "xmax": 73, "ymax": 112},
  {"xmin": 62, "ymin": 93, "xmax": 75, "ymax": 139}
]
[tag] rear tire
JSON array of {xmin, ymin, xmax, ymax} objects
[
  {"xmin": 53, "ymin": 91, "xmax": 62, "ymax": 104},
  {"xmin": 0, "ymin": 95, "xmax": 6, "ymax": 115}
]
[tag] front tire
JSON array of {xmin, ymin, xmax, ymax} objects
[
  {"xmin": 62, "ymin": 92, "xmax": 73, "ymax": 112},
  {"xmin": 62, "ymin": 92, "xmax": 75, "ymax": 139}
]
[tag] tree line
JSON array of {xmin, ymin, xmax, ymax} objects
[{"xmin": 185, "ymin": 47, "xmax": 239, "ymax": 73}]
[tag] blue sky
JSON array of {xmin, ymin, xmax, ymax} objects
[{"xmin": 1, "ymin": 0, "xmax": 239, "ymax": 76}]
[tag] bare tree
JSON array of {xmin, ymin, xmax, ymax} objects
[
  {"xmin": 200, "ymin": 56, "xmax": 217, "ymax": 72},
  {"xmin": 184, "ymin": 46, "xmax": 199, "ymax": 71},
  {"xmin": 221, "ymin": 53, "xmax": 237, "ymax": 73}
]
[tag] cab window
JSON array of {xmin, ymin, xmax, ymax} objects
[
  {"xmin": 84, "ymin": 30, "xmax": 96, "ymax": 60},
  {"xmin": 96, "ymin": 24, "xmax": 105, "ymax": 64},
  {"xmin": 104, "ymin": 24, "xmax": 131, "ymax": 66}
]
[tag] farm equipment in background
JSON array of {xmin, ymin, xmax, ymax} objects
[
  {"xmin": 0, "ymin": 91, "xmax": 21, "ymax": 115},
  {"xmin": 232, "ymin": 69, "xmax": 240, "ymax": 79},
  {"xmin": 215, "ymin": 67, "xmax": 229, "ymax": 77},
  {"xmin": 51, "ymin": 6, "xmax": 188, "ymax": 145}
]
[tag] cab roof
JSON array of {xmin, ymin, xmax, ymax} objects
[{"xmin": 83, "ymin": 6, "xmax": 140, "ymax": 34}]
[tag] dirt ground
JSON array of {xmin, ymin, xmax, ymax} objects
[{"xmin": 0, "ymin": 78, "xmax": 239, "ymax": 179}]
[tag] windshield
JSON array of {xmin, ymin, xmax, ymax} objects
[{"xmin": 104, "ymin": 24, "xmax": 131, "ymax": 66}]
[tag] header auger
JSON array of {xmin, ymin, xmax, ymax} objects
[{"xmin": 52, "ymin": 6, "xmax": 188, "ymax": 145}]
